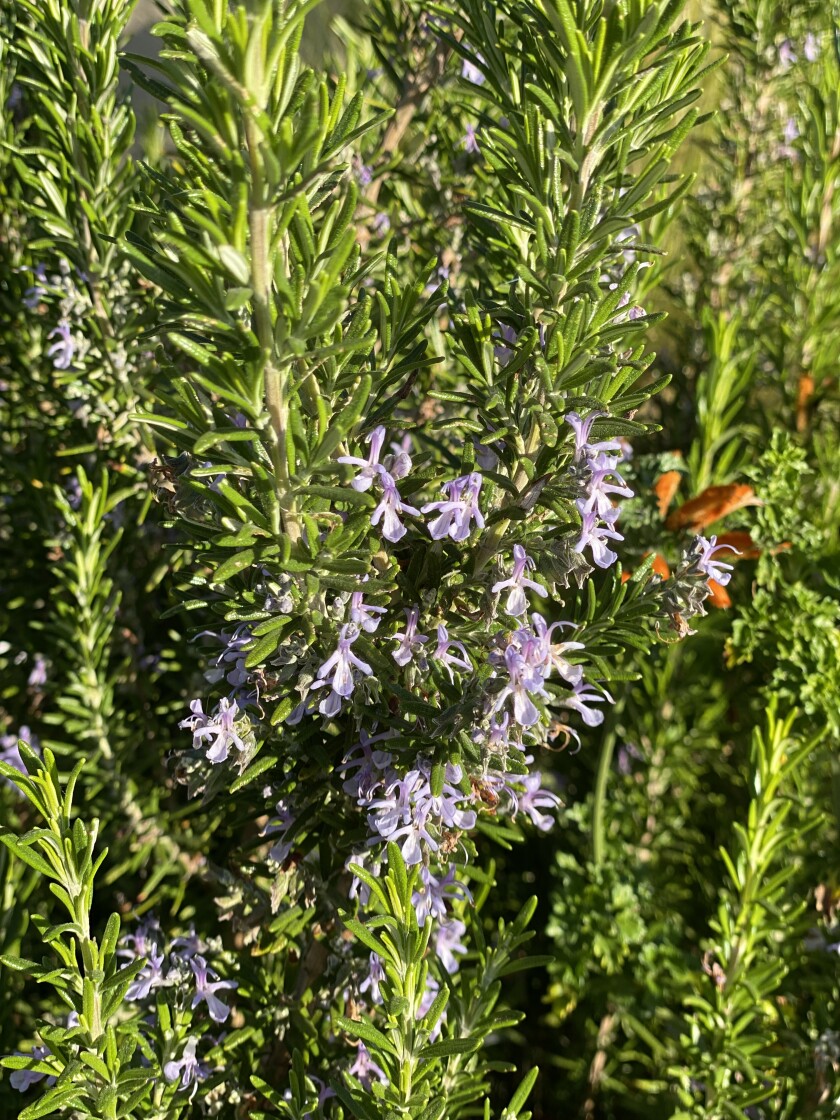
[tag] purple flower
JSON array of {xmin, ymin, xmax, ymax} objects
[
  {"xmin": 339, "ymin": 427, "xmax": 418, "ymax": 542},
  {"xmin": 338, "ymin": 427, "xmax": 388, "ymax": 492},
  {"xmin": 371, "ymin": 471, "xmax": 421, "ymax": 542},
  {"xmin": 0, "ymin": 726, "xmax": 40, "ymax": 789},
  {"xmin": 490, "ymin": 615, "xmax": 582, "ymax": 726},
  {"xmin": 350, "ymin": 590, "xmax": 386, "ymax": 633},
  {"xmin": 179, "ymin": 697, "xmax": 247, "ymax": 764},
  {"xmin": 492, "ymin": 544, "xmax": 549, "ymax": 616},
  {"xmin": 434, "ymin": 918, "xmax": 467, "ymax": 974},
  {"xmin": 346, "ymin": 848, "xmax": 384, "ymax": 907},
  {"xmin": 804, "ymin": 33, "xmax": 820, "ymax": 62},
  {"xmin": 126, "ymin": 948, "xmax": 167, "ymax": 1001},
  {"xmin": 530, "ymin": 613, "xmax": 585, "ymax": 685},
  {"xmin": 461, "ymin": 51, "xmax": 486, "ymax": 85},
  {"xmin": 433, "ymin": 623, "xmax": 472, "ymax": 680},
  {"xmin": 65, "ymin": 475, "xmax": 83, "ymax": 509},
  {"xmin": 311, "ymin": 624, "xmax": 372, "ymax": 717},
  {"xmin": 27, "ymin": 654, "xmax": 47, "ymax": 688},
  {"xmin": 359, "ymin": 952, "xmax": 385, "ymax": 1004},
  {"xmin": 412, "ymin": 864, "xmax": 472, "ymax": 924},
  {"xmin": 562, "ymin": 681, "xmax": 613, "ymax": 727},
  {"xmin": 462, "ymin": 124, "xmax": 480, "ymax": 154},
  {"xmin": 118, "ymin": 915, "xmax": 163, "ymax": 962},
  {"xmin": 349, "ymin": 1042, "xmax": 387, "ymax": 1088},
  {"xmin": 565, "ymin": 411, "xmax": 621, "ymax": 463},
  {"xmin": 694, "ymin": 535, "xmax": 738, "ymax": 586},
  {"xmin": 474, "ymin": 712, "xmax": 515, "ymax": 753},
  {"xmin": 494, "ymin": 322, "xmax": 518, "ymax": 364},
  {"xmin": 778, "ymin": 39, "xmax": 796, "ymax": 67},
  {"xmin": 22, "ymin": 263, "xmax": 47, "ymax": 311},
  {"xmin": 574, "ymin": 503, "xmax": 623, "ymax": 568},
  {"xmin": 372, "ymin": 212, "xmax": 391, "ymax": 237},
  {"xmin": 417, "ymin": 975, "xmax": 443, "ymax": 1037},
  {"xmin": 201, "ymin": 625, "xmax": 252, "ymax": 693},
  {"xmin": 164, "ymin": 1037, "xmax": 208, "ymax": 1094},
  {"xmin": 190, "ymin": 955, "xmax": 237, "ymax": 1023},
  {"xmin": 493, "ymin": 643, "xmax": 546, "ymax": 727},
  {"xmin": 513, "ymin": 771, "xmax": 561, "ymax": 831},
  {"xmin": 366, "ymin": 761, "xmax": 476, "ymax": 865},
  {"xmin": 264, "ymin": 799, "xmax": 297, "ymax": 864},
  {"xmin": 170, "ymin": 927, "xmax": 205, "ymax": 961},
  {"xmin": 392, "ymin": 606, "xmax": 429, "ymax": 667},
  {"xmin": 340, "ymin": 732, "xmax": 394, "ymax": 803},
  {"xmin": 46, "ymin": 320, "xmax": 75, "ymax": 370},
  {"xmin": 9, "ymin": 1045, "xmax": 54, "ymax": 1092},
  {"xmin": 580, "ymin": 465, "xmax": 634, "ymax": 518},
  {"xmin": 422, "ymin": 472, "xmax": 485, "ymax": 542}
]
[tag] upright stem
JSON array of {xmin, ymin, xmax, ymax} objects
[
  {"xmin": 473, "ymin": 421, "xmax": 543, "ymax": 573},
  {"xmin": 245, "ymin": 107, "xmax": 300, "ymax": 542}
]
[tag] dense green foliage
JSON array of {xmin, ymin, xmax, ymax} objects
[{"xmin": 0, "ymin": 1, "xmax": 838, "ymax": 1118}]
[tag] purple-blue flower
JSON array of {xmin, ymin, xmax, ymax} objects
[
  {"xmin": 125, "ymin": 947, "xmax": 167, "ymax": 1001},
  {"xmin": 392, "ymin": 606, "xmax": 429, "ymax": 667},
  {"xmin": 694, "ymin": 535, "xmax": 738, "ymax": 586},
  {"xmin": 573, "ymin": 503, "xmax": 624, "ymax": 568},
  {"xmin": 413, "ymin": 864, "xmax": 472, "ymax": 924},
  {"xmin": 311, "ymin": 624, "xmax": 372, "ymax": 717},
  {"xmin": 9, "ymin": 1045, "xmax": 54, "ymax": 1092},
  {"xmin": 493, "ymin": 644, "xmax": 545, "ymax": 727},
  {"xmin": 340, "ymin": 732, "xmax": 394, "ymax": 803},
  {"xmin": 462, "ymin": 124, "xmax": 480, "ymax": 154},
  {"xmin": 366, "ymin": 761, "xmax": 476, "ymax": 865},
  {"xmin": 27, "ymin": 654, "xmax": 48, "ymax": 688},
  {"xmin": 359, "ymin": 952, "xmax": 385, "ymax": 1004},
  {"xmin": 561, "ymin": 681, "xmax": 613, "ymax": 727},
  {"xmin": 565, "ymin": 411, "xmax": 622, "ymax": 463},
  {"xmin": 46, "ymin": 320, "xmax": 75, "ymax": 370},
  {"xmin": 339, "ymin": 426, "xmax": 418, "ymax": 542},
  {"xmin": 461, "ymin": 51, "xmax": 486, "ymax": 85},
  {"xmin": 778, "ymin": 39, "xmax": 796, "ymax": 68},
  {"xmin": 433, "ymin": 623, "xmax": 472, "ymax": 680},
  {"xmin": 372, "ymin": 211, "xmax": 391, "ymax": 237},
  {"xmin": 512, "ymin": 770, "xmax": 561, "ymax": 831},
  {"xmin": 422, "ymin": 472, "xmax": 485, "ymax": 542},
  {"xmin": 179, "ymin": 697, "xmax": 247, "ymax": 764},
  {"xmin": 350, "ymin": 589, "xmax": 387, "ymax": 633},
  {"xmin": 371, "ymin": 471, "xmax": 421, "ymax": 542},
  {"xmin": 190, "ymin": 955, "xmax": 237, "ymax": 1023},
  {"xmin": 338, "ymin": 427, "xmax": 388, "ymax": 492},
  {"xmin": 164, "ymin": 1037, "xmax": 208, "ymax": 1094},
  {"xmin": 264, "ymin": 799, "xmax": 297, "ymax": 864},
  {"xmin": 349, "ymin": 1042, "xmax": 387, "ymax": 1088},
  {"xmin": 492, "ymin": 544, "xmax": 549, "ymax": 616},
  {"xmin": 434, "ymin": 917, "xmax": 467, "ymax": 974}
]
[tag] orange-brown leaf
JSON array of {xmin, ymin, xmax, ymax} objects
[
  {"xmin": 653, "ymin": 470, "xmax": 682, "ymax": 518},
  {"xmin": 665, "ymin": 483, "xmax": 760, "ymax": 533},
  {"xmin": 796, "ymin": 373, "xmax": 815, "ymax": 434},
  {"xmin": 622, "ymin": 552, "xmax": 670, "ymax": 583},
  {"xmin": 707, "ymin": 578, "xmax": 732, "ymax": 609},
  {"xmin": 714, "ymin": 531, "xmax": 759, "ymax": 560}
]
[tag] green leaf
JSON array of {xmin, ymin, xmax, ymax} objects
[
  {"xmin": 336, "ymin": 1014, "xmax": 398, "ymax": 1057},
  {"xmin": 211, "ymin": 548, "xmax": 255, "ymax": 584}
]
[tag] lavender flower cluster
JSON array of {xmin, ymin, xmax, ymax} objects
[
  {"xmin": 174, "ymin": 413, "xmax": 737, "ymax": 1038},
  {"xmin": 566, "ymin": 411, "xmax": 634, "ymax": 569},
  {"xmin": 117, "ymin": 916, "xmax": 236, "ymax": 1094}
]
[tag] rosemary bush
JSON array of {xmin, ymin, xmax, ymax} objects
[{"xmin": 0, "ymin": 0, "xmax": 837, "ymax": 1118}]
